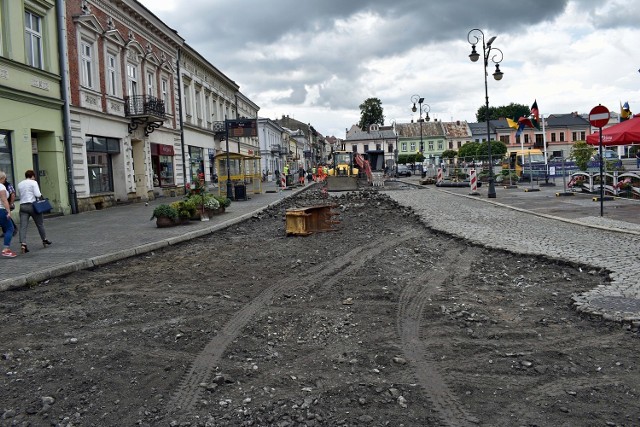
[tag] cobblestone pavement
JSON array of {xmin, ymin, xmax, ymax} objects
[{"xmin": 385, "ymin": 179, "xmax": 640, "ymax": 326}]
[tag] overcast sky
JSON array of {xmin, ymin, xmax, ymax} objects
[{"xmin": 138, "ymin": 0, "xmax": 640, "ymax": 138}]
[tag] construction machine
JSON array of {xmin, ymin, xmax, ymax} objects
[{"xmin": 326, "ymin": 151, "xmax": 359, "ymax": 191}]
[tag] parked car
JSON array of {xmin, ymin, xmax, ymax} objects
[
  {"xmin": 396, "ymin": 165, "xmax": 412, "ymax": 177},
  {"xmin": 591, "ymin": 149, "xmax": 619, "ymax": 161}
]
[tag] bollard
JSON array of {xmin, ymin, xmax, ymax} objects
[
  {"xmin": 437, "ymin": 168, "xmax": 443, "ymax": 184},
  {"xmin": 469, "ymin": 169, "xmax": 479, "ymax": 195}
]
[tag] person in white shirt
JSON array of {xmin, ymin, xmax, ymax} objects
[
  {"xmin": 17, "ymin": 169, "xmax": 52, "ymax": 254},
  {"xmin": 0, "ymin": 171, "xmax": 17, "ymax": 257}
]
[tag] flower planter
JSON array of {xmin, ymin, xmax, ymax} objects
[{"xmin": 155, "ymin": 216, "xmax": 176, "ymax": 228}]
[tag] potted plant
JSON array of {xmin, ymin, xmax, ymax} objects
[
  {"xmin": 213, "ymin": 195, "xmax": 231, "ymax": 212},
  {"xmin": 203, "ymin": 194, "xmax": 220, "ymax": 218},
  {"xmin": 170, "ymin": 201, "xmax": 196, "ymax": 224},
  {"xmin": 150, "ymin": 204, "xmax": 178, "ymax": 228}
]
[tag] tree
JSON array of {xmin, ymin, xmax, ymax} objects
[
  {"xmin": 358, "ymin": 98, "xmax": 384, "ymax": 130},
  {"xmin": 441, "ymin": 150, "xmax": 457, "ymax": 159},
  {"xmin": 457, "ymin": 142, "xmax": 482, "ymax": 159},
  {"xmin": 476, "ymin": 103, "xmax": 530, "ymax": 122},
  {"xmin": 570, "ymin": 141, "xmax": 594, "ymax": 171},
  {"xmin": 476, "ymin": 140, "xmax": 508, "ymax": 159}
]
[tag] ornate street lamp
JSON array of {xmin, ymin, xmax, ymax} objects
[
  {"xmin": 467, "ymin": 28, "xmax": 504, "ymax": 199},
  {"xmin": 411, "ymin": 95, "xmax": 430, "ymax": 154}
]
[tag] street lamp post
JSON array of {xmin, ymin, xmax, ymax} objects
[
  {"xmin": 467, "ymin": 29, "xmax": 504, "ymax": 199},
  {"xmin": 411, "ymin": 95, "xmax": 431, "ymax": 154}
]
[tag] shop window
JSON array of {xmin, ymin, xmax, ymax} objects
[
  {"xmin": 86, "ymin": 136, "xmax": 120, "ymax": 194},
  {"xmin": 188, "ymin": 146, "xmax": 204, "ymax": 183},
  {"xmin": 0, "ymin": 131, "xmax": 15, "ymax": 186}
]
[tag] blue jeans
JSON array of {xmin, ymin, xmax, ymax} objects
[{"xmin": 0, "ymin": 209, "xmax": 13, "ymax": 247}]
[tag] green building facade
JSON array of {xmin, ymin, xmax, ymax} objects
[{"xmin": 0, "ymin": 0, "xmax": 69, "ymax": 215}]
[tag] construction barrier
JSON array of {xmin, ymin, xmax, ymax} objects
[
  {"xmin": 469, "ymin": 169, "xmax": 478, "ymax": 194},
  {"xmin": 437, "ymin": 168, "xmax": 443, "ymax": 183}
]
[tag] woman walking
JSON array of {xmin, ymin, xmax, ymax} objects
[
  {"xmin": 0, "ymin": 171, "xmax": 17, "ymax": 258},
  {"xmin": 17, "ymin": 170, "xmax": 52, "ymax": 254}
]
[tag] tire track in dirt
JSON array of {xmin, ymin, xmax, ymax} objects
[
  {"xmin": 397, "ymin": 243, "xmax": 479, "ymax": 426},
  {"xmin": 168, "ymin": 229, "xmax": 416, "ymax": 413}
]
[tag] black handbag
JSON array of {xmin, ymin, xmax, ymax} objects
[{"xmin": 33, "ymin": 198, "xmax": 53, "ymax": 214}]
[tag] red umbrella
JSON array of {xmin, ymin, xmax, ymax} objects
[{"xmin": 586, "ymin": 117, "xmax": 640, "ymax": 146}]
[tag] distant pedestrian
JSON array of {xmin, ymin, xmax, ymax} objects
[
  {"xmin": 17, "ymin": 170, "xmax": 52, "ymax": 254},
  {"xmin": 298, "ymin": 166, "xmax": 306, "ymax": 185},
  {"xmin": 0, "ymin": 171, "xmax": 16, "ymax": 258},
  {"xmin": 636, "ymin": 150, "xmax": 640, "ymax": 169}
]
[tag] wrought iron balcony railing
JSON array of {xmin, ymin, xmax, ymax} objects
[{"xmin": 124, "ymin": 95, "xmax": 166, "ymax": 119}]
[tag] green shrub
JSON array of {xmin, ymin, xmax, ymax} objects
[{"xmin": 150, "ymin": 204, "xmax": 178, "ymax": 221}]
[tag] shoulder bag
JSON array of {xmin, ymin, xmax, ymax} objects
[{"xmin": 33, "ymin": 198, "xmax": 53, "ymax": 214}]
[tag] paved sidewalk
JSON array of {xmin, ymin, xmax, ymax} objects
[{"xmin": 0, "ymin": 181, "xmax": 303, "ymax": 291}]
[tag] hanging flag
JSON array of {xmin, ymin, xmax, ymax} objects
[
  {"xmin": 621, "ymin": 101, "xmax": 632, "ymax": 121},
  {"xmin": 516, "ymin": 117, "xmax": 535, "ymax": 136},
  {"xmin": 530, "ymin": 100, "xmax": 540, "ymax": 129},
  {"xmin": 506, "ymin": 118, "xmax": 519, "ymax": 129}
]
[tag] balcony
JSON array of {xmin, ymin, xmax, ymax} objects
[
  {"xmin": 270, "ymin": 144, "xmax": 281, "ymax": 153},
  {"xmin": 124, "ymin": 95, "xmax": 166, "ymax": 136}
]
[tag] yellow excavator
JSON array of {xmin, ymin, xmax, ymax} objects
[{"xmin": 326, "ymin": 151, "xmax": 359, "ymax": 191}]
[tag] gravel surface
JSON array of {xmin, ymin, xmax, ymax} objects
[{"xmin": 1, "ymin": 188, "xmax": 639, "ymax": 426}]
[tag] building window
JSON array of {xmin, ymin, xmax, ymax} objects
[
  {"xmin": 551, "ymin": 133, "xmax": 556, "ymax": 142},
  {"xmin": 195, "ymin": 90, "xmax": 202, "ymax": 123},
  {"xmin": 184, "ymin": 85, "xmax": 191, "ymax": 117},
  {"xmin": 352, "ymin": 145, "xmax": 357, "ymax": 153},
  {"xmin": 24, "ymin": 10, "xmax": 43, "ymax": 69},
  {"xmin": 410, "ymin": 142, "xmax": 416, "ymax": 152},
  {"xmin": 524, "ymin": 135, "xmax": 529, "ymax": 144},
  {"xmin": 146, "ymin": 71, "xmax": 154, "ymax": 96},
  {"xmin": 401, "ymin": 142, "xmax": 407, "ymax": 152},
  {"xmin": 80, "ymin": 41, "xmax": 94, "ymax": 88},
  {"xmin": 86, "ymin": 136, "xmax": 120, "ymax": 194},
  {"xmin": 559, "ymin": 132, "xmax": 565, "ymax": 142},
  {"xmin": 572, "ymin": 132, "xmax": 577, "ymax": 141},
  {"xmin": 449, "ymin": 141, "xmax": 453, "ymax": 149},
  {"xmin": 161, "ymin": 78, "xmax": 169, "ymax": 113},
  {"xmin": 387, "ymin": 143, "xmax": 393, "ymax": 153},
  {"xmin": 127, "ymin": 63, "xmax": 138, "ymax": 97},
  {"xmin": 580, "ymin": 131, "xmax": 586, "ymax": 140},
  {"xmin": 106, "ymin": 53, "xmax": 118, "ymax": 96},
  {"xmin": 0, "ymin": 131, "xmax": 15, "ymax": 186},
  {"xmin": 500, "ymin": 135, "xmax": 509, "ymax": 144},
  {"xmin": 363, "ymin": 144, "xmax": 369, "ymax": 152},
  {"xmin": 428, "ymin": 141, "xmax": 433, "ymax": 151},
  {"xmin": 437, "ymin": 141, "xmax": 443, "ymax": 150}
]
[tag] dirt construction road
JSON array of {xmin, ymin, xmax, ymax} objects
[{"xmin": 1, "ymin": 188, "xmax": 639, "ymax": 426}]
